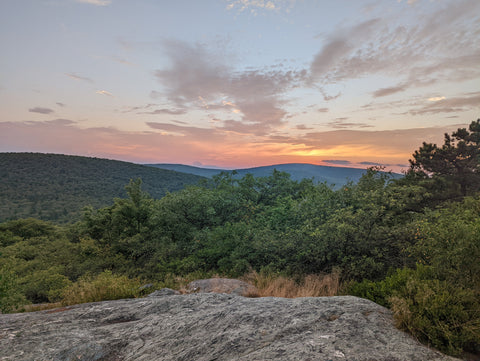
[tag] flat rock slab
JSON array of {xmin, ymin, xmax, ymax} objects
[{"xmin": 0, "ymin": 293, "xmax": 459, "ymax": 361}]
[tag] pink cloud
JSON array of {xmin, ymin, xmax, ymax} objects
[{"xmin": 153, "ymin": 40, "xmax": 305, "ymax": 136}]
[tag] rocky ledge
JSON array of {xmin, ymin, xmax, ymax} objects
[{"xmin": 0, "ymin": 291, "xmax": 459, "ymax": 361}]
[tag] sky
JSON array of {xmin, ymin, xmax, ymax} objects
[{"xmin": 1, "ymin": 0, "xmax": 479, "ymax": 171}]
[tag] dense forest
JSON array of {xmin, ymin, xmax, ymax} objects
[
  {"xmin": 0, "ymin": 153, "xmax": 205, "ymax": 223},
  {"xmin": 147, "ymin": 162, "xmax": 380, "ymax": 185},
  {"xmin": 1, "ymin": 120, "xmax": 479, "ymax": 357}
]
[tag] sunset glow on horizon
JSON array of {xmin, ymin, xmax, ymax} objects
[{"xmin": 1, "ymin": 0, "xmax": 479, "ymax": 172}]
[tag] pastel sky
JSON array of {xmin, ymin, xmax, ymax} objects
[{"xmin": 1, "ymin": 0, "xmax": 479, "ymax": 171}]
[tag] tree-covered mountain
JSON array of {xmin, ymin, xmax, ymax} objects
[
  {"xmin": 0, "ymin": 153, "xmax": 205, "ymax": 223},
  {"xmin": 146, "ymin": 163, "xmax": 402, "ymax": 186},
  {"xmin": 146, "ymin": 164, "xmax": 226, "ymax": 178}
]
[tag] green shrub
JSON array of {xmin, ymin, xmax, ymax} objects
[
  {"xmin": 348, "ymin": 266, "xmax": 436, "ymax": 307},
  {"xmin": 348, "ymin": 268, "xmax": 411, "ymax": 307},
  {"xmin": 411, "ymin": 197, "xmax": 480, "ymax": 291},
  {"xmin": 19, "ymin": 268, "xmax": 72, "ymax": 303},
  {"xmin": 60, "ymin": 270, "xmax": 143, "ymax": 305},
  {"xmin": 390, "ymin": 277, "xmax": 480, "ymax": 356},
  {"xmin": 349, "ymin": 266, "xmax": 480, "ymax": 356},
  {"xmin": 0, "ymin": 267, "xmax": 27, "ymax": 313}
]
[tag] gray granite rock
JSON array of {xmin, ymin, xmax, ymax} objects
[
  {"xmin": 186, "ymin": 277, "xmax": 258, "ymax": 296},
  {"xmin": 0, "ymin": 293, "xmax": 459, "ymax": 361},
  {"xmin": 147, "ymin": 288, "xmax": 181, "ymax": 297}
]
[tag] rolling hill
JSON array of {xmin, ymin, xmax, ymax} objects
[
  {"xmin": 146, "ymin": 164, "xmax": 226, "ymax": 178},
  {"xmin": 0, "ymin": 153, "xmax": 206, "ymax": 223},
  {"xmin": 146, "ymin": 163, "xmax": 401, "ymax": 186},
  {"xmin": 1, "ymin": 154, "xmax": 402, "ymax": 224}
]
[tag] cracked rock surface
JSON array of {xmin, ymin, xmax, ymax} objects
[{"xmin": 0, "ymin": 292, "xmax": 459, "ymax": 361}]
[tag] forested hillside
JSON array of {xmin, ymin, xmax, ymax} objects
[
  {"xmin": 0, "ymin": 153, "xmax": 205, "ymax": 223},
  {"xmin": 146, "ymin": 162, "xmax": 395, "ymax": 185},
  {"xmin": 1, "ymin": 120, "xmax": 479, "ymax": 357}
]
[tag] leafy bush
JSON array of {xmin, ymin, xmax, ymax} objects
[
  {"xmin": 349, "ymin": 265, "xmax": 480, "ymax": 356},
  {"xmin": 0, "ymin": 218, "xmax": 57, "ymax": 240},
  {"xmin": 390, "ymin": 277, "xmax": 480, "ymax": 356},
  {"xmin": 60, "ymin": 270, "xmax": 143, "ymax": 305},
  {"xmin": 0, "ymin": 267, "xmax": 26, "ymax": 313},
  {"xmin": 347, "ymin": 267, "xmax": 415, "ymax": 307},
  {"xmin": 411, "ymin": 196, "xmax": 480, "ymax": 291},
  {"xmin": 19, "ymin": 268, "xmax": 72, "ymax": 303}
]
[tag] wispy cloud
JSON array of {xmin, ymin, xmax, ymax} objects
[
  {"xmin": 146, "ymin": 122, "xmax": 218, "ymax": 139},
  {"xmin": 428, "ymin": 96, "xmax": 446, "ymax": 102},
  {"xmin": 225, "ymin": 0, "xmax": 296, "ymax": 14},
  {"xmin": 310, "ymin": 18, "xmax": 382, "ymax": 81},
  {"xmin": 24, "ymin": 119, "xmax": 77, "ymax": 126},
  {"xmin": 96, "ymin": 90, "xmax": 113, "ymax": 97},
  {"xmin": 309, "ymin": 0, "xmax": 480, "ymax": 101},
  {"xmin": 296, "ymin": 124, "xmax": 313, "ymax": 130},
  {"xmin": 359, "ymin": 161, "xmax": 383, "ymax": 166},
  {"xmin": 152, "ymin": 0, "xmax": 478, "ymax": 133},
  {"xmin": 372, "ymin": 84, "xmax": 408, "ymax": 98},
  {"xmin": 325, "ymin": 118, "xmax": 373, "ymax": 129},
  {"xmin": 294, "ymin": 126, "xmax": 468, "ymax": 158},
  {"xmin": 409, "ymin": 92, "xmax": 480, "ymax": 115},
  {"xmin": 311, "ymin": 39, "xmax": 353, "ymax": 80},
  {"xmin": 76, "ymin": 0, "xmax": 112, "ymax": 6},
  {"xmin": 141, "ymin": 108, "xmax": 187, "ymax": 115},
  {"xmin": 28, "ymin": 107, "xmax": 54, "ymax": 114},
  {"xmin": 112, "ymin": 56, "xmax": 134, "ymax": 66},
  {"xmin": 154, "ymin": 40, "xmax": 306, "ymax": 136},
  {"xmin": 121, "ymin": 104, "xmax": 187, "ymax": 116},
  {"xmin": 226, "ymin": 0, "xmax": 276, "ymax": 12},
  {"xmin": 65, "ymin": 73, "xmax": 93, "ymax": 83},
  {"xmin": 48, "ymin": 119, "xmax": 76, "ymax": 126},
  {"xmin": 154, "ymin": 40, "xmax": 229, "ymax": 104},
  {"xmin": 317, "ymin": 88, "xmax": 341, "ymax": 102},
  {"xmin": 120, "ymin": 104, "xmax": 157, "ymax": 113},
  {"xmin": 359, "ymin": 93, "xmax": 478, "ymax": 119},
  {"xmin": 397, "ymin": 0, "xmax": 419, "ymax": 5}
]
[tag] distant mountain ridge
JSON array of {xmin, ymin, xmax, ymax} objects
[
  {"xmin": 0, "ymin": 153, "xmax": 205, "ymax": 223},
  {"xmin": 146, "ymin": 163, "xmax": 401, "ymax": 186},
  {"xmin": 1, "ymin": 153, "xmax": 402, "ymax": 223}
]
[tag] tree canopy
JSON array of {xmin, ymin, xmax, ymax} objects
[{"xmin": 409, "ymin": 119, "xmax": 480, "ymax": 197}]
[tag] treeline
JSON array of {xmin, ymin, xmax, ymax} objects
[
  {"xmin": 1, "ymin": 120, "xmax": 479, "ymax": 356},
  {"xmin": 0, "ymin": 153, "xmax": 205, "ymax": 223}
]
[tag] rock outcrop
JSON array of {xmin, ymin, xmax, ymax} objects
[
  {"xmin": 0, "ymin": 291, "xmax": 459, "ymax": 361},
  {"xmin": 186, "ymin": 277, "xmax": 258, "ymax": 296}
]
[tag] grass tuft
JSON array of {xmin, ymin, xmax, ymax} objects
[{"xmin": 243, "ymin": 270, "xmax": 341, "ymax": 298}]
